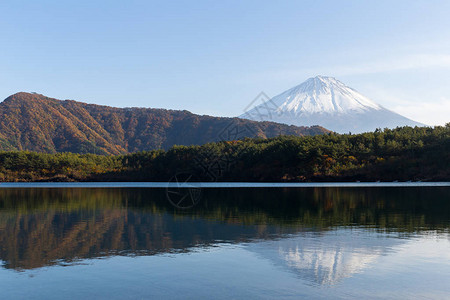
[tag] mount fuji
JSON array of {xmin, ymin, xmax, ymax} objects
[{"xmin": 240, "ymin": 76, "xmax": 424, "ymax": 133}]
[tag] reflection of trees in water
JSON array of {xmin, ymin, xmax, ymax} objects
[{"xmin": 0, "ymin": 187, "xmax": 448, "ymax": 270}]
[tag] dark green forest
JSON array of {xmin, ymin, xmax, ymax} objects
[{"xmin": 0, "ymin": 125, "xmax": 449, "ymax": 182}]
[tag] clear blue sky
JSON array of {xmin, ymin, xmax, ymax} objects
[{"xmin": 1, "ymin": 0, "xmax": 450, "ymax": 125}]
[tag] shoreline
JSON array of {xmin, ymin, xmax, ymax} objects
[{"xmin": 1, "ymin": 182, "xmax": 450, "ymax": 188}]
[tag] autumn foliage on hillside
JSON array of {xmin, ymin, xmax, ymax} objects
[{"xmin": 0, "ymin": 92, "xmax": 328, "ymax": 154}]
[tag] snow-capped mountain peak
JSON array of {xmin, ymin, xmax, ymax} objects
[
  {"xmin": 240, "ymin": 75, "xmax": 423, "ymax": 133},
  {"xmin": 273, "ymin": 75, "xmax": 381, "ymax": 115}
]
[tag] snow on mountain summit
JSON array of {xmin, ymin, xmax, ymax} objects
[
  {"xmin": 274, "ymin": 76, "xmax": 381, "ymax": 115},
  {"xmin": 240, "ymin": 76, "xmax": 424, "ymax": 133}
]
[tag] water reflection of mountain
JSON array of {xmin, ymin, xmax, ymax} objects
[
  {"xmin": 248, "ymin": 230, "xmax": 402, "ymax": 285},
  {"xmin": 0, "ymin": 187, "xmax": 448, "ymax": 271}
]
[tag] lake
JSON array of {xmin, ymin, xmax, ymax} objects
[{"xmin": 0, "ymin": 184, "xmax": 449, "ymax": 299}]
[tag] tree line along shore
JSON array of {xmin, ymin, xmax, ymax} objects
[{"xmin": 0, "ymin": 125, "xmax": 448, "ymax": 182}]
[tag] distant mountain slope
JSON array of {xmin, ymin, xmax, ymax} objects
[
  {"xmin": 0, "ymin": 92, "xmax": 329, "ymax": 154},
  {"xmin": 240, "ymin": 76, "xmax": 424, "ymax": 133}
]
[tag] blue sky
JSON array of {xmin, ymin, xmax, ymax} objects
[{"xmin": 1, "ymin": 0, "xmax": 450, "ymax": 125}]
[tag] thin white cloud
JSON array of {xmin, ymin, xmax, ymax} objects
[
  {"xmin": 248, "ymin": 54, "xmax": 450, "ymax": 83},
  {"xmin": 357, "ymin": 85, "xmax": 450, "ymax": 126},
  {"xmin": 391, "ymin": 97, "xmax": 450, "ymax": 126},
  {"xmin": 326, "ymin": 54, "xmax": 450, "ymax": 76}
]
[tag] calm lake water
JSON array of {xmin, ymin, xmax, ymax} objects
[{"xmin": 0, "ymin": 185, "xmax": 449, "ymax": 299}]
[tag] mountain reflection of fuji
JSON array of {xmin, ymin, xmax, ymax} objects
[{"xmin": 247, "ymin": 229, "xmax": 402, "ymax": 285}]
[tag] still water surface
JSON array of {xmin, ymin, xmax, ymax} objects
[{"xmin": 0, "ymin": 186, "xmax": 449, "ymax": 299}]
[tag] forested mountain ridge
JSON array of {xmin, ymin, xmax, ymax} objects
[{"xmin": 0, "ymin": 92, "xmax": 329, "ymax": 154}]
